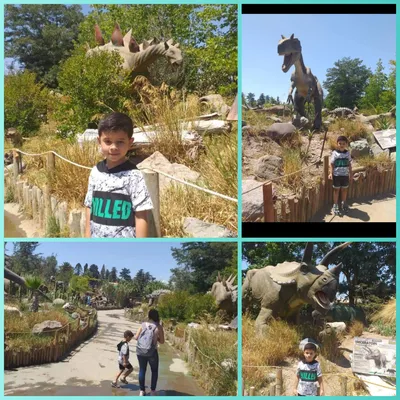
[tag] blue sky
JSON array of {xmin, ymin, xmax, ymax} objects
[
  {"xmin": 5, "ymin": 242, "xmax": 183, "ymax": 282},
  {"xmin": 242, "ymin": 14, "xmax": 396, "ymax": 100}
]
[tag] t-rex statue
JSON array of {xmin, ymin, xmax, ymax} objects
[
  {"xmin": 278, "ymin": 34, "xmax": 324, "ymax": 130},
  {"xmin": 86, "ymin": 23, "xmax": 183, "ymax": 76},
  {"xmin": 242, "ymin": 242, "xmax": 351, "ymax": 332},
  {"xmin": 210, "ymin": 273, "xmax": 238, "ymax": 315}
]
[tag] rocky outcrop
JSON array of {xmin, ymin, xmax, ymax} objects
[
  {"xmin": 32, "ymin": 320, "xmax": 63, "ymax": 334},
  {"xmin": 183, "ymin": 217, "xmax": 236, "ymax": 238},
  {"xmin": 242, "ymin": 180, "xmax": 264, "ymax": 222},
  {"xmin": 259, "ymin": 123, "xmax": 296, "ymax": 143},
  {"xmin": 255, "ymin": 155, "xmax": 283, "ymax": 180},
  {"xmin": 350, "ymin": 140, "xmax": 371, "ymax": 158}
]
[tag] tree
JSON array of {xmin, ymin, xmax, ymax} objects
[
  {"xmin": 83, "ymin": 263, "xmax": 88, "ymax": 275},
  {"xmin": 57, "ymin": 262, "xmax": 74, "ymax": 283},
  {"xmin": 25, "ymin": 275, "xmax": 43, "ymax": 312},
  {"xmin": 69, "ymin": 275, "xmax": 89, "ymax": 296},
  {"xmin": 246, "ymin": 93, "xmax": 256, "ymax": 107},
  {"xmin": 119, "ymin": 268, "xmax": 132, "ymax": 281},
  {"xmin": 5, "ymin": 4, "xmax": 85, "ymax": 87},
  {"xmin": 257, "ymin": 93, "xmax": 265, "ymax": 107},
  {"xmin": 323, "ymin": 57, "xmax": 371, "ymax": 109},
  {"xmin": 105, "ymin": 269, "xmax": 110, "ymax": 280},
  {"xmin": 100, "ymin": 265, "xmax": 106, "ymax": 280},
  {"xmin": 11, "ymin": 242, "xmax": 41, "ymax": 275},
  {"xmin": 74, "ymin": 263, "xmax": 82, "ymax": 276},
  {"xmin": 42, "ymin": 255, "xmax": 58, "ymax": 281},
  {"xmin": 89, "ymin": 264, "xmax": 100, "ymax": 279},
  {"xmin": 171, "ymin": 243, "xmax": 237, "ymax": 293},
  {"xmin": 110, "ymin": 267, "xmax": 118, "ymax": 282},
  {"xmin": 132, "ymin": 269, "xmax": 155, "ymax": 294}
]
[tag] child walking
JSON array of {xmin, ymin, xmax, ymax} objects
[
  {"xmin": 112, "ymin": 330, "xmax": 134, "ymax": 388},
  {"xmin": 294, "ymin": 342, "xmax": 324, "ymax": 396},
  {"xmin": 84, "ymin": 112, "xmax": 153, "ymax": 238},
  {"xmin": 329, "ymin": 135, "xmax": 352, "ymax": 216},
  {"xmin": 135, "ymin": 309, "xmax": 165, "ymax": 396}
]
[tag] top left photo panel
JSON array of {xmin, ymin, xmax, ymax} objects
[{"xmin": 4, "ymin": 3, "xmax": 238, "ymax": 239}]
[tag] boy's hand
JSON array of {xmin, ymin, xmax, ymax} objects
[
  {"xmin": 293, "ymin": 389, "xmax": 298, "ymax": 396},
  {"xmin": 320, "ymin": 389, "xmax": 325, "ymax": 396},
  {"xmin": 328, "ymin": 173, "xmax": 332, "ymax": 180}
]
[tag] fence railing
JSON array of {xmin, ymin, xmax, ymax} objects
[
  {"xmin": 5, "ymin": 311, "xmax": 97, "ymax": 369},
  {"xmin": 262, "ymin": 155, "xmax": 396, "ymax": 222}
]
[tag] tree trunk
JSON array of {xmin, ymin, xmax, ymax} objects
[{"xmin": 30, "ymin": 292, "xmax": 39, "ymax": 312}]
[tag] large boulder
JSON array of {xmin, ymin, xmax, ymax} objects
[
  {"xmin": 255, "ymin": 155, "xmax": 283, "ymax": 180},
  {"xmin": 350, "ymin": 140, "xmax": 371, "ymax": 158},
  {"xmin": 183, "ymin": 217, "xmax": 236, "ymax": 238},
  {"xmin": 260, "ymin": 123, "xmax": 296, "ymax": 142},
  {"xmin": 242, "ymin": 180, "xmax": 264, "ymax": 221},
  {"xmin": 53, "ymin": 298, "xmax": 66, "ymax": 306},
  {"xmin": 32, "ymin": 320, "xmax": 62, "ymax": 334},
  {"xmin": 5, "ymin": 305, "xmax": 22, "ymax": 317},
  {"xmin": 137, "ymin": 151, "xmax": 200, "ymax": 191},
  {"xmin": 370, "ymin": 143, "xmax": 389, "ymax": 157}
]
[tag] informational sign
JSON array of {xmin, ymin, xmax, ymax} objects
[
  {"xmin": 373, "ymin": 129, "xmax": 396, "ymax": 150},
  {"xmin": 353, "ymin": 337, "xmax": 396, "ymax": 377}
]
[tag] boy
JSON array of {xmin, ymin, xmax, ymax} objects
[
  {"xmin": 329, "ymin": 135, "xmax": 352, "ymax": 216},
  {"xmin": 112, "ymin": 330, "xmax": 134, "ymax": 388},
  {"xmin": 294, "ymin": 342, "xmax": 324, "ymax": 396},
  {"xmin": 84, "ymin": 112, "xmax": 153, "ymax": 237}
]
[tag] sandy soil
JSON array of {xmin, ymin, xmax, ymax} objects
[
  {"xmin": 5, "ymin": 309, "xmax": 204, "ymax": 396},
  {"xmin": 4, "ymin": 203, "xmax": 44, "ymax": 238}
]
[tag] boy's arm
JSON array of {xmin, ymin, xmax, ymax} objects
[
  {"xmin": 157, "ymin": 324, "xmax": 165, "ymax": 344},
  {"xmin": 134, "ymin": 327, "xmax": 142, "ymax": 340},
  {"xmin": 329, "ymin": 163, "xmax": 334, "ymax": 179},
  {"xmin": 318, "ymin": 376, "xmax": 324, "ymax": 396},
  {"xmin": 135, "ymin": 211, "xmax": 149, "ymax": 238},
  {"xmin": 293, "ymin": 375, "xmax": 300, "ymax": 395},
  {"xmin": 85, "ymin": 207, "xmax": 91, "ymax": 238}
]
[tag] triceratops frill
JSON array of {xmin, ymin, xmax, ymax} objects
[
  {"xmin": 86, "ymin": 23, "xmax": 183, "ymax": 74},
  {"xmin": 242, "ymin": 242, "xmax": 351, "ymax": 331}
]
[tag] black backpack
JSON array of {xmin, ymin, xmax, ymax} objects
[{"xmin": 117, "ymin": 341, "xmax": 129, "ymax": 357}]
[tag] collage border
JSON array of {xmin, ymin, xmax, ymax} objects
[{"xmin": 1, "ymin": 0, "xmax": 398, "ymax": 399}]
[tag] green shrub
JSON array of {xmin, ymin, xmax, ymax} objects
[
  {"xmin": 56, "ymin": 48, "xmax": 132, "ymax": 133},
  {"xmin": 5, "ymin": 71, "xmax": 48, "ymax": 135},
  {"xmin": 158, "ymin": 291, "xmax": 217, "ymax": 322}
]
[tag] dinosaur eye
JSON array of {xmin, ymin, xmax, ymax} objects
[{"xmin": 322, "ymin": 277, "xmax": 327, "ymax": 282}]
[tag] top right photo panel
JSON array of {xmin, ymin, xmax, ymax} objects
[{"xmin": 242, "ymin": 5, "xmax": 396, "ymax": 230}]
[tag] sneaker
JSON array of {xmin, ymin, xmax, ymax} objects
[
  {"xmin": 341, "ymin": 202, "xmax": 349, "ymax": 214},
  {"xmin": 111, "ymin": 382, "xmax": 120, "ymax": 388},
  {"xmin": 120, "ymin": 377, "xmax": 128, "ymax": 384},
  {"xmin": 332, "ymin": 204, "xmax": 340, "ymax": 215},
  {"xmin": 150, "ymin": 390, "xmax": 157, "ymax": 396},
  {"xmin": 139, "ymin": 390, "xmax": 146, "ymax": 396}
]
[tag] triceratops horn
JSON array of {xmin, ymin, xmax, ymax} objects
[
  {"xmin": 290, "ymin": 33, "xmax": 295, "ymax": 39},
  {"xmin": 320, "ymin": 242, "xmax": 351, "ymax": 267},
  {"xmin": 302, "ymin": 242, "xmax": 314, "ymax": 265},
  {"xmin": 167, "ymin": 38, "xmax": 174, "ymax": 45},
  {"xmin": 329, "ymin": 262, "xmax": 343, "ymax": 277},
  {"xmin": 111, "ymin": 23, "xmax": 124, "ymax": 46},
  {"xmin": 94, "ymin": 24, "xmax": 105, "ymax": 45},
  {"xmin": 281, "ymin": 34, "xmax": 286, "ymax": 39},
  {"xmin": 227, "ymin": 274, "xmax": 233, "ymax": 282},
  {"xmin": 217, "ymin": 272, "xmax": 221, "ymax": 282}
]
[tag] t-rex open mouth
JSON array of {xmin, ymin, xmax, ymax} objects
[
  {"xmin": 313, "ymin": 291, "xmax": 332, "ymax": 309},
  {"xmin": 282, "ymin": 53, "xmax": 293, "ymax": 72}
]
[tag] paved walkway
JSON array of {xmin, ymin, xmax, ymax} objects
[
  {"xmin": 5, "ymin": 310, "xmax": 204, "ymax": 396},
  {"xmin": 312, "ymin": 195, "xmax": 396, "ymax": 222}
]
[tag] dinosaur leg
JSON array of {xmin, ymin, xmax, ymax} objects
[
  {"xmin": 255, "ymin": 307, "xmax": 273, "ymax": 335},
  {"xmin": 294, "ymin": 92, "xmax": 306, "ymax": 118},
  {"xmin": 313, "ymin": 95, "xmax": 323, "ymax": 130}
]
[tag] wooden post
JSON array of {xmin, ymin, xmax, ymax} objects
[
  {"xmin": 323, "ymin": 155, "xmax": 329, "ymax": 203},
  {"xmin": 141, "ymin": 169, "xmax": 161, "ymax": 237},
  {"xmin": 13, "ymin": 150, "xmax": 19, "ymax": 182},
  {"xmin": 263, "ymin": 182, "xmax": 275, "ymax": 222},
  {"xmin": 294, "ymin": 198, "xmax": 299, "ymax": 222},
  {"xmin": 269, "ymin": 384, "xmax": 276, "ymax": 396},
  {"xmin": 299, "ymin": 186, "xmax": 306, "ymax": 222},
  {"xmin": 249, "ymin": 387, "xmax": 255, "ymax": 396},
  {"xmin": 281, "ymin": 201, "xmax": 286, "ymax": 223},
  {"xmin": 276, "ymin": 368, "xmax": 283, "ymax": 396},
  {"xmin": 288, "ymin": 196, "xmax": 295, "ymax": 222},
  {"xmin": 340, "ymin": 376, "xmax": 347, "ymax": 396},
  {"xmin": 47, "ymin": 152, "xmax": 55, "ymax": 184}
]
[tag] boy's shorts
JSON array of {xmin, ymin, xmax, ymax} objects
[
  {"xmin": 119, "ymin": 362, "xmax": 133, "ymax": 370},
  {"xmin": 333, "ymin": 175, "xmax": 349, "ymax": 189}
]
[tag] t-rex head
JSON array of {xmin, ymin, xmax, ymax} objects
[
  {"xmin": 211, "ymin": 273, "xmax": 237, "ymax": 313},
  {"xmin": 277, "ymin": 34, "xmax": 302, "ymax": 73}
]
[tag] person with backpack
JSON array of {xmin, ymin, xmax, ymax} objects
[
  {"xmin": 135, "ymin": 309, "xmax": 165, "ymax": 396},
  {"xmin": 112, "ymin": 330, "xmax": 134, "ymax": 388}
]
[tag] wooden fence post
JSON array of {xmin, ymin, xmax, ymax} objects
[
  {"xmin": 249, "ymin": 387, "xmax": 255, "ymax": 396},
  {"xmin": 263, "ymin": 182, "xmax": 275, "ymax": 222},
  {"xmin": 276, "ymin": 367, "xmax": 283, "ymax": 395},
  {"xmin": 269, "ymin": 384, "xmax": 276, "ymax": 396},
  {"xmin": 288, "ymin": 196, "xmax": 295, "ymax": 222},
  {"xmin": 340, "ymin": 376, "xmax": 347, "ymax": 396},
  {"xmin": 13, "ymin": 150, "xmax": 20, "ymax": 182},
  {"xmin": 323, "ymin": 155, "xmax": 329, "ymax": 204},
  {"xmin": 140, "ymin": 169, "xmax": 161, "ymax": 237}
]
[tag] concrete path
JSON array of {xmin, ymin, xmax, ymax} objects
[
  {"xmin": 312, "ymin": 195, "xmax": 396, "ymax": 223},
  {"xmin": 4, "ymin": 310, "xmax": 204, "ymax": 396}
]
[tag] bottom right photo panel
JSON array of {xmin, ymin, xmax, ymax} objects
[{"xmin": 242, "ymin": 242, "xmax": 396, "ymax": 396}]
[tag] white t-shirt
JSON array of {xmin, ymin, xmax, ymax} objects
[
  {"xmin": 330, "ymin": 149, "xmax": 351, "ymax": 177},
  {"xmin": 297, "ymin": 360, "xmax": 322, "ymax": 396},
  {"xmin": 118, "ymin": 342, "xmax": 129, "ymax": 364}
]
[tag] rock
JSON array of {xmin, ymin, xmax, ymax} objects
[
  {"xmin": 326, "ymin": 322, "xmax": 347, "ymax": 333},
  {"xmin": 5, "ymin": 306, "xmax": 22, "ymax": 317},
  {"xmin": 137, "ymin": 151, "xmax": 200, "ymax": 191},
  {"xmin": 242, "ymin": 179, "xmax": 264, "ymax": 221},
  {"xmin": 53, "ymin": 298, "xmax": 66, "ymax": 306},
  {"xmin": 229, "ymin": 316, "xmax": 238, "ymax": 330},
  {"xmin": 323, "ymin": 120, "xmax": 331, "ymax": 127},
  {"xmin": 68, "ymin": 209, "xmax": 82, "ymax": 237},
  {"xmin": 390, "ymin": 152, "xmax": 396, "ymax": 162},
  {"xmin": 221, "ymin": 359, "xmax": 235, "ymax": 370},
  {"xmin": 187, "ymin": 322, "xmax": 201, "ymax": 329},
  {"xmin": 63, "ymin": 302, "xmax": 76, "ymax": 312},
  {"xmin": 71, "ymin": 312, "xmax": 80, "ymax": 319},
  {"xmin": 262, "ymin": 105, "xmax": 287, "ymax": 116},
  {"xmin": 199, "ymin": 94, "xmax": 230, "ymax": 116},
  {"xmin": 266, "ymin": 116, "xmax": 282, "ymax": 123},
  {"xmin": 371, "ymin": 144, "xmax": 389, "ymax": 157},
  {"xmin": 183, "ymin": 217, "xmax": 236, "ymax": 238},
  {"xmin": 32, "ymin": 320, "xmax": 62, "ymax": 334},
  {"xmin": 350, "ymin": 140, "xmax": 371, "ymax": 158},
  {"xmin": 255, "ymin": 155, "xmax": 283, "ymax": 180},
  {"xmin": 299, "ymin": 116, "xmax": 310, "ymax": 127},
  {"xmin": 260, "ymin": 123, "xmax": 296, "ymax": 142}
]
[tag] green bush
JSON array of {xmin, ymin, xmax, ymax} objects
[
  {"xmin": 56, "ymin": 48, "xmax": 132, "ymax": 134},
  {"xmin": 5, "ymin": 71, "xmax": 48, "ymax": 135},
  {"xmin": 158, "ymin": 291, "xmax": 217, "ymax": 322}
]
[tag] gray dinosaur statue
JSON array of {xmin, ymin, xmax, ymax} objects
[
  {"xmin": 312, "ymin": 304, "xmax": 367, "ymax": 325},
  {"xmin": 364, "ymin": 347, "xmax": 387, "ymax": 369},
  {"xmin": 210, "ymin": 273, "xmax": 238, "ymax": 315},
  {"xmin": 278, "ymin": 34, "xmax": 324, "ymax": 130},
  {"xmin": 87, "ymin": 24, "xmax": 183, "ymax": 76},
  {"xmin": 242, "ymin": 242, "xmax": 351, "ymax": 331}
]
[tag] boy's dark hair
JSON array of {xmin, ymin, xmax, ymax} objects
[
  {"xmin": 304, "ymin": 343, "xmax": 317, "ymax": 352},
  {"xmin": 337, "ymin": 135, "xmax": 348, "ymax": 143},
  {"xmin": 98, "ymin": 112, "xmax": 133, "ymax": 138},
  {"xmin": 124, "ymin": 330, "xmax": 134, "ymax": 339},
  {"xmin": 148, "ymin": 309, "xmax": 160, "ymax": 323}
]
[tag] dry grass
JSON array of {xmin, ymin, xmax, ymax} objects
[
  {"xmin": 329, "ymin": 119, "xmax": 370, "ymax": 143},
  {"xmin": 371, "ymin": 299, "xmax": 396, "ymax": 325},
  {"xmin": 356, "ymin": 152, "xmax": 393, "ymax": 170},
  {"xmin": 282, "ymin": 148, "xmax": 303, "ymax": 188},
  {"xmin": 348, "ymin": 321, "xmax": 365, "ymax": 338}
]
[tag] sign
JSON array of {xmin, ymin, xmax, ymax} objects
[
  {"xmin": 373, "ymin": 129, "xmax": 396, "ymax": 150},
  {"xmin": 353, "ymin": 337, "xmax": 396, "ymax": 377}
]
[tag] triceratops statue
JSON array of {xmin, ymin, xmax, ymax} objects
[
  {"xmin": 242, "ymin": 242, "xmax": 350, "ymax": 332},
  {"xmin": 86, "ymin": 23, "xmax": 183, "ymax": 75},
  {"xmin": 210, "ymin": 273, "xmax": 237, "ymax": 315}
]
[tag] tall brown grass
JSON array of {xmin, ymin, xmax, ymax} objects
[
  {"xmin": 349, "ymin": 321, "xmax": 364, "ymax": 338},
  {"xmin": 329, "ymin": 119, "xmax": 369, "ymax": 143},
  {"xmin": 282, "ymin": 148, "xmax": 303, "ymax": 188},
  {"xmin": 371, "ymin": 299, "xmax": 396, "ymax": 325}
]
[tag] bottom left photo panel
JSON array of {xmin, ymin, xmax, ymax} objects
[{"xmin": 4, "ymin": 241, "xmax": 238, "ymax": 396}]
